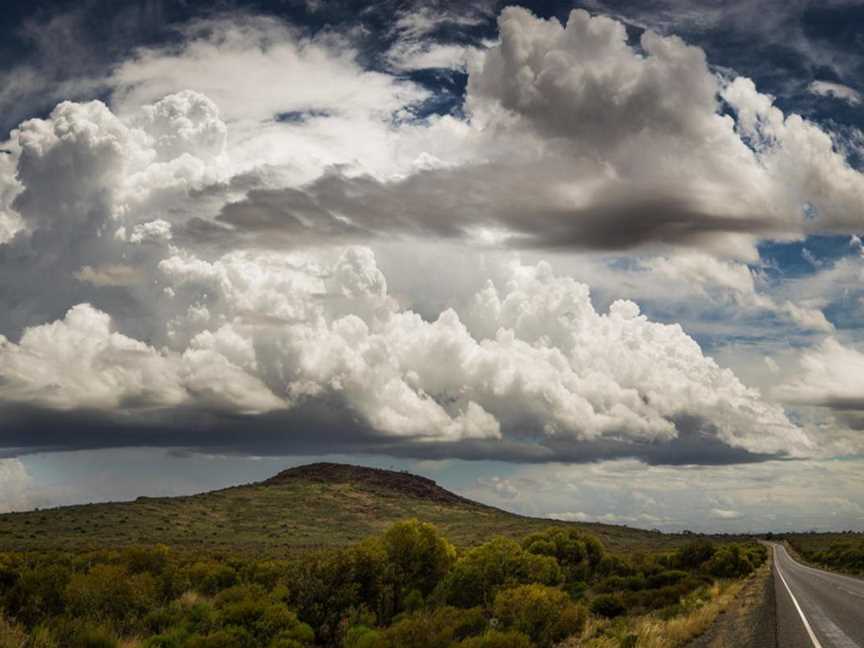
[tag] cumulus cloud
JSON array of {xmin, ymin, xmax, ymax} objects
[
  {"xmin": 0, "ymin": 89, "xmax": 228, "ymax": 339},
  {"xmin": 205, "ymin": 8, "xmax": 864, "ymax": 260},
  {"xmin": 0, "ymin": 238, "xmax": 812, "ymax": 462},
  {"xmin": 775, "ymin": 338, "xmax": 864, "ymax": 410},
  {"xmin": 0, "ymin": 304, "xmax": 186, "ymax": 411},
  {"xmin": 643, "ymin": 253, "xmax": 833, "ymax": 332},
  {"xmin": 0, "ymin": 6, "xmax": 844, "ymax": 468},
  {"xmin": 0, "ymin": 459, "xmax": 34, "ymax": 513}
]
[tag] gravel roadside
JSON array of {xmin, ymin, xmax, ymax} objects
[{"xmin": 686, "ymin": 548, "xmax": 777, "ymax": 648}]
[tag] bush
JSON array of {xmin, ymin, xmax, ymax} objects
[
  {"xmin": 66, "ymin": 621, "xmax": 120, "ymax": 648},
  {"xmin": 185, "ymin": 562, "xmax": 238, "ymax": 596},
  {"xmin": 453, "ymin": 630, "xmax": 533, "ymax": 648},
  {"xmin": 65, "ymin": 564, "xmax": 159, "ymax": 630},
  {"xmin": 123, "ymin": 545, "xmax": 172, "ymax": 575},
  {"xmin": 704, "ymin": 545, "xmax": 756, "ymax": 578},
  {"xmin": 210, "ymin": 585, "xmax": 313, "ymax": 645},
  {"xmin": 645, "ymin": 570, "xmax": 688, "ymax": 589},
  {"xmin": 674, "ymin": 541, "xmax": 716, "ymax": 570},
  {"xmin": 282, "ymin": 543, "xmax": 391, "ymax": 644},
  {"xmin": 589, "ymin": 593, "xmax": 626, "ymax": 619},
  {"xmin": 443, "ymin": 537, "xmax": 562, "ymax": 608},
  {"xmin": 185, "ymin": 627, "xmax": 254, "ymax": 648},
  {"xmin": 522, "ymin": 528, "xmax": 604, "ymax": 582},
  {"xmin": 5, "ymin": 564, "xmax": 71, "ymax": 625},
  {"xmin": 808, "ymin": 539, "xmax": 864, "ymax": 573},
  {"xmin": 493, "ymin": 584, "xmax": 584, "ymax": 647},
  {"xmin": 380, "ymin": 606, "xmax": 487, "ymax": 648},
  {"xmin": 382, "ymin": 520, "xmax": 456, "ymax": 604},
  {"xmin": 344, "ymin": 625, "xmax": 384, "ymax": 648}
]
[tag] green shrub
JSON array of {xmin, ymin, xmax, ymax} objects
[
  {"xmin": 242, "ymin": 560, "xmax": 288, "ymax": 590},
  {"xmin": 493, "ymin": 584, "xmax": 584, "ymax": 647},
  {"xmin": 522, "ymin": 528, "xmax": 604, "ymax": 583},
  {"xmin": 64, "ymin": 563, "xmax": 158, "ymax": 630},
  {"xmin": 807, "ymin": 539, "xmax": 864, "ymax": 573},
  {"xmin": 143, "ymin": 629, "xmax": 190, "ymax": 648},
  {"xmin": 66, "ymin": 622, "xmax": 120, "ymax": 648},
  {"xmin": 256, "ymin": 604, "xmax": 314, "ymax": 644},
  {"xmin": 589, "ymin": 593, "xmax": 625, "ymax": 619},
  {"xmin": 185, "ymin": 626, "xmax": 255, "ymax": 648},
  {"xmin": 123, "ymin": 545, "xmax": 172, "ymax": 575},
  {"xmin": 268, "ymin": 639, "xmax": 306, "ymax": 648},
  {"xmin": 674, "ymin": 541, "xmax": 716, "ymax": 570},
  {"xmin": 452, "ymin": 630, "xmax": 533, "ymax": 648},
  {"xmin": 382, "ymin": 520, "xmax": 456, "ymax": 605},
  {"xmin": 704, "ymin": 545, "xmax": 756, "ymax": 578},
  {"xmin": 185, "ymin": 562, "xmax": 238, "ymax": 596},
  {"xmin": 645, "ymin": 570, "xmax": 688, "ymax": 589},
  {"xmin": 344, "ymin": 625, "xmax": 384, "ymax": 648},
  {"xmin": 381, "ymin": 606, "xmax": 487, "ymax": 648},
  {"xmin": 444, "ymin": 537, "xmax": 562, "ymax": 608},
  {"xmin": 27, "ymin": 625, "xmax": 59, "ymax": 648},
  {"xmin": 5, "ymin": 564, "xmax": 71, "ymax": 625},
  {"xmin": 282, "ymin": 544, "xmax": 390, "ymax": 645}
]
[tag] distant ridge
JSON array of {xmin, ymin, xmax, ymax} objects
[
  {"xmin": 263, "ymin": 462, "xmax": 481, "ymax": 507},
  {"xmin": 0, "ymin": 462, "xmax": 682, "ymax": 554}
]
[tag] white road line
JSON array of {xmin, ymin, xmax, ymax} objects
[{"xmin": 775, "ymin": 549, "xmax": 825, "ymax": 648}]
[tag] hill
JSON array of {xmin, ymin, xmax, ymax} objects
[{"xmin": 0, "ymin": 462, "xmax": 682, "ymax": 554}]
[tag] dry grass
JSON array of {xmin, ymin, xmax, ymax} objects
[
  {"xmin": 0, "ymin": 615, "xmax": 26, "ymax": 648},
  {"xmin": 562, "ymin": 580, "xmax": 745, "ymax": 648},
  {"xmin": 630, "ymin": 581, "xmax": 742, "ymax": 647},
  {"xmin": 179, "ymin": 590, "xmax": 204, "ymax": 607}
]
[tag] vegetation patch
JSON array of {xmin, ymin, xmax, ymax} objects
[
  {"xmin": 785, "ymin": 533, "xmax": 864, "ymax": 575},
  {"xmin": 0, "ymin": 520, "xmax": 765, "ymax": 647}
]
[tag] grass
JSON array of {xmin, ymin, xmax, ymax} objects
[
  {"xmin": 0, "ymin": 614, "xmax": 26, "ymax": 648},
  {"xmin": 783, "ymin": 531, "xmax": 864, "ymax": 575},
  {"xmin": 0, "ymin": 463, "xmax": 692, "ymax": 555},
  {"xmin": 561, "ymin": 580, "xmax": 745, "ymax": 647}
]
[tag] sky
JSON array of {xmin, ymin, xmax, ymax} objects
[{"xmin": 1, "ymin": 0, "xmax": 864, "ymax": 534}]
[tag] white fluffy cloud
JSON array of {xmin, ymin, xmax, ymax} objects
[
  {"xmin": 643, "ymin": 253, "xmax": 833, "ymax": 332},
  {"xmin": 0, "ymin": 304, "xmax": 185, "ymax": 410},
  {"xmin": 465, "ymin": 8, "xmax": 864, "ymax": 250},
  {"xmin": 0, "ymin": 241, "xmax": 811, "ymax": 456},
  {"xmin": 196, "ymin": 7, "xmax": 864, "ymax": 261},
  {"xmin": 775, "ymin": 338, "xmax": 864, "ymax": 409},
  {"xmin": 0, "ymin": 459, "xmax": 33, "ymax": 514},
  {"xmin": 0, "ymin": 6, "xmax": 852, "ymax": 465}
]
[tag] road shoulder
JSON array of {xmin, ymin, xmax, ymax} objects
[{"xmin": 686, "ymin": 548, "xmax": 777, "ymax": 648}]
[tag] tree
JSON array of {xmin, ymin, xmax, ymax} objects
[
  {"xmin": 444, "ymin": 537, "xmax": 562, "ymax": 608},
  {"xmin": 493, "ymin": 584, "xmax": 584, "ymax": 647},
  {"xmin": 382, "ymin": 520, "xmax": 456, "ymax": 609}
]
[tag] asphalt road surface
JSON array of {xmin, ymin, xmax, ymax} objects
[{"xmin": 772, "ymin": 543, "xmax": 864, "ymax": 647}]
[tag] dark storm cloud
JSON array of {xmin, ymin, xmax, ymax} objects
[
  {"xmin": 209, "ymin": 165, "xmax": 784, "ymax": 252},
  {"xmin": 0, "ymin": 403, "xmax": 786, "ymax": 467}
]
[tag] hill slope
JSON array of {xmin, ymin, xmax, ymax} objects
[{"xmin": 0, "ymin": 462, "xmax": 681, "ymax": 554}]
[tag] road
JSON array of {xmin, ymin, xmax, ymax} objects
[{"xmin": 772, "ymin": 543, "xmax": 864, "ymax": 647}]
